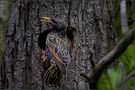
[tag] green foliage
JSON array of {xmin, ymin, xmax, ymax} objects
[
  {"xmin": 119, "ymin": 43, "xmax": 135, "ymax": 73},
  {"xmin": 98, "ymin": 74, "xmax": 112, "ymax": 90},
  {"xmin": 127, "ymin": 78, "xmax": 135, "ymax": 90},
  {"xmin": 98, "ymin": 42, "xmax": 135, "ymax": 90},
  {"xmin": 108, "ymin": 68, "xmax": 122, "ymax": 90},
  {"xmin": 98, "ymin": 68, "xmax": 122, "ymax": 90}
]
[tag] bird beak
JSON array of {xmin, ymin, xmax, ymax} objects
[
  {"xmin": 41, "ymin": 16, "xmax": 50, "ymax": 20},
  {"xmin": 40, "ymin": 16, "xmax": 52, "ymax": 23}
]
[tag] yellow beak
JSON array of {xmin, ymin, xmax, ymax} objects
[
  {"xmin": 41, "ymin": 16, "xmax": 51, "ymax": 21},
  {"xmin": 40, "ymin": 16, "xmax": 52, "ymax": 22},
  {"xmin": 41, "ymin": 16, "xmax": 50, "ymax": 20}
]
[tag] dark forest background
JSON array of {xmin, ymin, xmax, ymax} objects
[{"xmin": 0, "ymin": 0, "xmax": 135, "ymax": 90}]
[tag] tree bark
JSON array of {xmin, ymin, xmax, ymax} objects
[
  {"xmin": 5, "ymin": 0, "xmax": 115, "ymax": 90},
  {"xmin": 5, "ymin": 0, "xmax": 43, "ymax": 90},
  {"xmin": 67, "ymin": 0, "xmax": 115, "ymax": 89}
]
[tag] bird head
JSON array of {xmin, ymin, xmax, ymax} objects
[
  {"xmin": 40, "ymin": 16, "xmax": 54, "ymax": 30},
  {"xmin": 40, "ymin": 16, "xmax": 66, "ymax": 32}
]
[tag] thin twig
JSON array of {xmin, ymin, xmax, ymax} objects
[{"xmin": 117, "ymin": 70, "xmax": 135, "ymax": 87}]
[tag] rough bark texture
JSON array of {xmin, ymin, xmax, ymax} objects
[
  {"xmin": 68, "ymin": 0, "xmax": 115, "ymax": 89},
  {"xmin": 5, "ymin": 0, "xmax": 43, "ymax": 89},
  {"xmin": 5, "ymin": 0, "xmax": 115, "ymax": 90}
]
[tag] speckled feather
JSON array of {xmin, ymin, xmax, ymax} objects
[{"xmin": 46, "ymin": 31, "xmax": 71, "ymax": 64}]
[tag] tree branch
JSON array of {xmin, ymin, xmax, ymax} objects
[
  {"xmin": 117, "ymin": 70, "xmax": 135, "ymax": 87},
  {"xmin": 90, "ymin": 29, "xmax": 135, "ymax": 81}
]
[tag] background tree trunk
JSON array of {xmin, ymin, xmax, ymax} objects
[
  {"xmin": 120, "ymin": 0, "xmax": 129, "ymax": 33},
  {"xmin": 5, "ymin": 0, "xmax": 115, "ymax": 90}
]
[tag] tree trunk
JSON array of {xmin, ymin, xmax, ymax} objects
[
  {"xmin": 120, "ymin": 0, "xmax": 129, "ymax": 33},
  {"xmin": 67, "ymin": 0, "xmax": 115, "ymax": 89},
  {"xmin": 5, "ymin": 0, "xmax": 115, "ymax": 90},
  {"xmin": 5, "ymin": 0, "xmax": 43, "ymax": 89}
]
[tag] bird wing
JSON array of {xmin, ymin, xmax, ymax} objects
[{"xmin": 46, "ymin": 32, "xmax": 71, "ymax": 65}]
